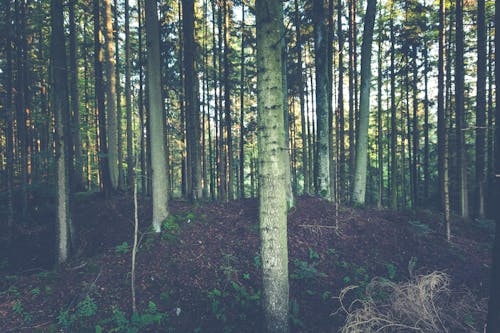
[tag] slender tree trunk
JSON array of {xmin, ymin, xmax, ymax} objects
[
  {"xmin": 183, "ymin": 0, "xmax": 202, "ymax": 201},
  {"xmin": 348, "ymin": 0, "xmax": 356, "ymax": 198},
  {"xmin": 103, "ymin": 0, "xmax": 119, "ymax": 190},
  {"xmin": 69, "ymin": 0, "xmax": 84, "ymax": 192},
  {"xmin": 438, "ymin": 0, "xmax": 451, "ymax": 240},
  {"xmin": 145, "ymin": 0, "xmax": 169, "ymax": 232},
  {"xmin": 313, "ymin": 0, "xmax": 331, "ymax": 200},
  {"xmin": 223, "ymin": 0, "xmax": 233, "ymax": 200},
  {"xmin": 51, "ymin": 0, "xmax": 72, "ymax": 264},
  {"xmin": 475, "ymin": 0, "xmax": 487, "ymax": 218},
  {"xmin": 411, "ymin": 45, "xmax": 419, "ymax": 209},
  {"xmin": 423, "ymin": 38, "xmax": 430, "ymax": 204},
  {"xmin": 114, "ymin": 0, "xmax": 125, "ymax": 190},
  {"xmin": 239, "ymin": 2, "xmax": 245, "ymax": 199},
  {"xmin": 256, "ymin": 1, "xmax": 289, "ymax": 330},
  {"xmin": 94, "ymin": 0, "xmax": 112, "ymax": 197},
  {"xmin": 352, "ymin": 0, "xmax": 377, "ymax": 205},
  {"xmin": 337, "ymin": 0, "xmax": 345, "ymax": 200},
  {"xmin": 125, "ymin": 0, "xmax": 133, "ymax": 189},
  {"xmin": 389, "ymin": 9, "xmax": 397, "ymax": 210},
  {"xmin": 377, "ymin": 24, "xmax": 383, "ymax": 209},
  {"xmin": 455, "ymin": 0, "xmax": 468, "ymax": 219},
  {"xmin": 138, "ymin": 0, "xmax": 146, "ymax": 194}
]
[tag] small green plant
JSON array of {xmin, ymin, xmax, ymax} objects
[
  {"xmin": 408, "ymin": 256, "xmax": 418, "ymax": 276},
  {"xmin": 0, "ymin": 285, "xmax": 20, "ymax": 297},
  {"xmin": 207, "ymin": 288, "xmax": 228, "ymax": 323},
  {"xmin": 115, "ymin": 241, "xmax": 130, "ymax": 254},
  {"xmin": 289, "ymin": 299, "xmax": 305, "ymax": 328},
  {"xmin": 45, "ymin": 286, "xmax": 53, "ymax": 295},
  {"xmin": 161, "ymin": 215, "xmax": 181, "ymax": 241},
  {"xmin": 290, "ymin": 258, "xmax": 326, "ymax": 280},
  {"xmin": 231, "ymin": 281, "xmax": 260, "ymax": 306},
  {"xmin": 308, "ymin": 248, "xmax": 320, "ymax": 260},
  {"xmin": 12, "ymin": 300, "xmax": 33, "ymax": 324},
  {"xmin": 253, "ymin": 254, "xmax": 261, "ymax": 269},
  {"xmin": 106, "ymin": 302, "xmax": 167, "ymax": 333},
  {"xmin": 31, "ymin": 287, "xmax": 41, "ymax": 295},
  {"xmin": 57, "ymin": 295, "xmax": 97, "ymax": 330},
  {"xmin": 385, "ymin": 263, "xmax": 397, "ymax": 280}
]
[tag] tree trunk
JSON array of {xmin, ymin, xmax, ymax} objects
[
  {"xmin": 239, "ymin": 2, "xmax": 245, "ymax": 199},
  {"xmin": 256, "ymin": 0, "xmax": 289, "ymax": 330},
  {"xmin": 352, "ymin": 0, "xmax": 377, "ymax": 205},
  {"xmin": 377, "ymin": 23, "xmax": 383, "ymax": 209},
  {"xmin": 337, "ymin": 0, "xmax": 345, "ymax": 200},
  {"xmin": 94, "ymin": 0, "xmax": 112, "ymax": 197},
  {"xmin": 455, "ymin": 0, "xmax": 468, "ymax": 219},
  {"xmin": 313, "ymin": 0, "xmax": 331, "ymax": 200},
  {"xmin": 423, "ymin": 37, "xmax": 430, "ymax": 204},
  {"xmin": 125, "ymin": 0, "xmax": 133, "ymax": 189},
  {"xmin": 438, "ymin": 0, "xmax": 451, "ymax": 240},
  {"xmin": 51, "ymin": 0, "xmax": 72, "ymax": 264},
  {"xmin": 183, "ymin": 0, "xmax": 202, "ymax": 201},
  {"xmin": 389, "ymin": 8, "xmax": 397, "ymax": 210},
  {"xmin": 114, "ymin": 0, "xmax": 125, "ymax": 190},
  {"xmin": 69, "ymin": 0, "xmax": 84, "ymax": 192},
  {"xmin": 145, "ymin": 0, "xmax": 170, "ymax": 232},
  {"xmin": 223, "ymin": 0, "xmax": 233, "ymax": 200},
  {"xmin": 103, "ymin": 0, "xmax": 119, "ymax": 190},
  {"xmin": 475, "ymin": 0, "xmax": 487, "ymax": 218}
]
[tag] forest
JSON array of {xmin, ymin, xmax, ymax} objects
[{"xmin": 0, "ymin": 0, "xmax": 499, "ymax": 331}]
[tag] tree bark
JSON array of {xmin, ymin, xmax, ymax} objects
[
  {"xmin": 51, "ymin": 0, "xmax": 72, "ymax": 264},
  {"xmin": 352, "ymin": 0, "xmax": 377, "ymax": 205},
  {"xmin": 313, "ymin": 0, "xmax": 331, "ymax": 200},
  {"xmin": 256, "ymin": 1, "xmax": 289, "ymax": 331},
  {"xmin": 145, "ymin": 0, "xmax": 170, "ymax": 232},
  {"xmin": 125, "ymin": 0, "xmax": 133, "ymax": 189}
]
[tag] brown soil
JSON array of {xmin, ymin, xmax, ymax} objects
[{"xmin": 0, "ymin": 194, "xmax": 492, "ymax": 332}]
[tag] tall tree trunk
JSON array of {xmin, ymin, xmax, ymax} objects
[
  {"xmin": 51, "ymin": 0, "xmax": 72, "ymax": 264},
  {"xmin": 69, "ymin": 0, "xmax": 84, "ymax": 192},
  {"xmin": 411, "ymin": 45, "xmax": 419, "ymax": 209},
  {"xmin": 389, "ymin": 8, "xmax": 397, "ymax": 210},
  {"xmin": 337, "ymin": 0, "xmax": 345, "ymax": 200},
  {"xmin": 239, "ymin": 2, "xmax": 245, "ymax": 199},
  {"xmin": 138, "ymin": 0, "xmax": 146, "ymax": 194},
  {"xmin": 294, "ymin": 0, "xmax": 308, "ymax": 195},
  {"xmin": 348, "ymin": 0, "xmax": 356, "ymax": 198},
  {"xmin": 103, "ymin": 0, "xmax": 119, "ymax": 190},
  {"xmin": 94, "ymin": 0, "xmax": 112, "ymax": 197},
  {"xmin": 5, "ymin": 1, "xmax": 15, "ymax": 240},
  {"xmin": 377, "ymin": 22, "xmax": 383, "ymax": 209},
  {"xmin": 125, "ymin": 0, "xmax": 133, "ymax": 189},
  {"xmin": 183, "ymin": 0, "xmax": 202, "ymax": 201},
  {"xmin": 352, "ymin": 0, "xmax": 377, "ymax": 205},
  {"xmin": 475, "ymin": 0, "xmax": 486, "ymax": 218},
  {"xmin": 145, "ymin": 0, "xmax": 169, "ymax": 232},
  {"xmin": 223, "ymin": 0, "xmax": 233, "ymax": 200},
  {"xmin": 313, "ymin": 0, "xmax": 331, "ymax": 200},
  {"xmin": 256, "ymin": 0, "xmax": 289, "ymax": 330},
  {"xmin": 455, "ymin": 0, "xmax": 468, "ymax": 219},
  {"xmin": 114, "ymin": 0, "xmax": 125, "ymax": 190},
  {"xmin": 438, "ymin": 0, "xmax": 451, "ymax": 240},
  {"xmin": 423, "ymin": 37, "xmax": 430, "ymax": 204}
]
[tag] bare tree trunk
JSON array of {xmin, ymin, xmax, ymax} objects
[
  {"xmin": 239, "ymin": 2, "xmax": 245, "ymax": 199},
  {"xmin": 223, "ymin": 0, "xmax": 233, "ymax": 200},
  {"xmin": 125, "ymin": 0, "xmax": 133, "ymax": 189}
]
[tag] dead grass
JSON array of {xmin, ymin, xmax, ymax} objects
[{"xmin": 336, "ymin": 272, "xmax": 486, "ymax": 333}]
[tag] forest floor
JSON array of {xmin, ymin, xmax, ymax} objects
[{"xmin": 0, "ymin": 194, "xmax": 494, "ymax": 332}]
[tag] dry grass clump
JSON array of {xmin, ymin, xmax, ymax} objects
[{"xmin": 336, "ymin": 271, "xmax": 485, "ymax": 333}]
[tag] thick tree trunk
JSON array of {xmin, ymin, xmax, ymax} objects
[
  {"xmin": 256, "ymin": 1, "xmax": 289, "ymax": 331},
  {"xmin": 352, "ymin": 0, "xmax": 377, "ymax": 205},
  {"xmin": 145, "ymin": 0, "xmax": 170, "ymax": 232}
]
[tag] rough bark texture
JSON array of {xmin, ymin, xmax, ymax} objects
[
  {"xmin": 313, "ymin": 0, "xmax": 331, "ymax": 200},
  {"xmin": 183, "ymin": 0, "xmax": 202, "ymax": 201},
  {"xmin": 145, "ymin": 0, "xmax": 169, "ymax": 232},
  {"xmin": 475, "ymin": 0, "xmax": 486, "ymax": 218},
  {"xmin": 103, "ymin": 0, "xmax": 119, "ymax": 190},
  {"xmin": 51, "ymin": 0, "xmax": 71, "ymax": 264},
  {"xmin": 352, "ymin": 0, "xmax": 377, "ymax": 205},
  {"xmin": 256, "ymin": 0, "xmax": 290, "ymax": 331}
]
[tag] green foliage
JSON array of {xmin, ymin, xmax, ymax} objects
[
  {"xmin": 161, "ymin": 215, "xmax": 181, "ymax": 241},
  {"xmin": 57, "ymin": 295, "xmax": 97, "ymax": 330},
  {"xmin": 115, "ymin": 241, "xmax": 130, "ymax": 254},
  {"xmin": 31, "ymin": 287, "xmax": 41, "ymax": 295},
  {"xmin": 104, "ymin": 302, "xmax": 168, "ymax": 333},
  {"xmin": 231, "ymin": 281, "xmax": 260, "ymax": 306},
  {"xmin": 0, "ymin": 285, "xmax": 20, "ymax": 297},
  {"xmin": 385, "ymin": 263, "xmax": 397, "ymax": 280},
  {"xmin": 289, "ymin": 299, "xmax": 305, "ymax": 328},
  {"xmin": 253, "ymin": 254, "xmax": 261, "ymax": 269},
  {"xmin": 308, "ymin": 248, "xmax": 320, "ymax": 260},
  {"xmin": 12, "ymin": 300, "xmax": 33, "ymax": 324},
  {"xmin": 408, "ymin": 220, "xmax": 432, "ymax": 235},
  {"xmin": 290, "ymin": 258, "xmax": 326, "ymax": 281}
]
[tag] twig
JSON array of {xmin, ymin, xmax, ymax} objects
[{"xmin": 298, "ymin": 224, "xmax": 338, "ymax": 229}]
